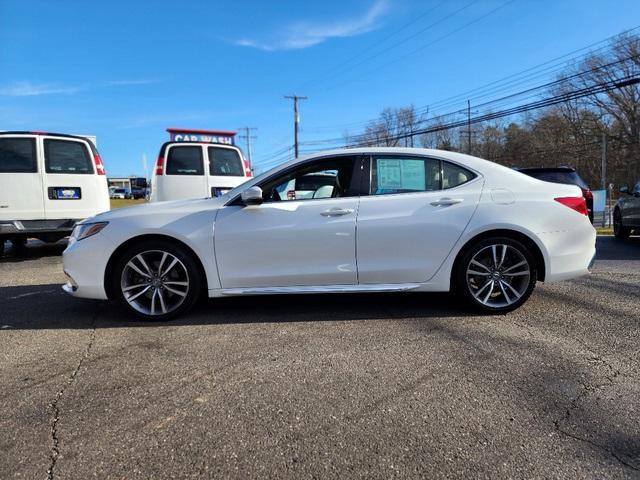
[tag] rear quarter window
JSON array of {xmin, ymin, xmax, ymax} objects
[
  {"xmin": 166, "ymin": 146, "xmax": 204, "ymax": 175},
  {"xmin": 44, "ymin": 139, "xmax": 93, "ymax": 174},
  {"xmin": 0, "ymin": 137, "xmax": 37, "ymax": 173},
  {"xmin": 208, "ymin": 147, "xmax": 244, "ymax": 176}
]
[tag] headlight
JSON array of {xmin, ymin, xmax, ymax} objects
[{"xmin": 70, "ymin": 222, "xmax": 109, "ymax": 243}]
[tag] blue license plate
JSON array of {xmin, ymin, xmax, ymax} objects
[{"xmin": 55, "ymin": 188, "xmax": 80, "ymax": 199}]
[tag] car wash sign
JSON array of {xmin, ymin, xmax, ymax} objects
[{"xmin": 167, "ymin": 128, "xmax": 236, "ymax": 145}]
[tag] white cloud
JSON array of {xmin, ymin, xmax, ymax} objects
[
  {"xmin": 235, "ymin": 0, "xmax": 389, "ymax": 51},
  {"xmin": 0, "ymin": 81, "xmax": 81, "ymax": 97},
  {"xmin": 0, "ymin": 78, "xmax": 161, "ymax": 97}
]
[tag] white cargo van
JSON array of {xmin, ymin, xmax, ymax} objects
[
  {"xmin": 150, "ymin": 141, "xmax": 251, "ymax": 202},
  {"xmin": 0, "ymin": 132, "xmax": 110, "ymax": 255}
]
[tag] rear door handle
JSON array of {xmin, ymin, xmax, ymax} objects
[
  {"xmin": 321, "ymin": 208, "xmax": 354, "ymax": 217},
  {"xmin": 430, "ymin": 197, "xmax": 463, "ymax": 207}
]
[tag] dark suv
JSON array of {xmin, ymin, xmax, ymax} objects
[
  {"xmin": 613, "ymin": 181, "xmax": 640, "ymax": 239},
  {"xmin": 516, "ymin": 167, "xmax": 594, "ymax": 223}
]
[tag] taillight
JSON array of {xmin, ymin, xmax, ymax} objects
[
  {"xmin": 555, "ymin": 196, "xmax": 588, "ymax": 216},
  {"xmin": 155, "ymin": 155, "xmax": 164, "ymax": 175},
  {"xmin": 93, "ymin": 153, "xmax": 105, "ymax": 175},
  {"xmin": 582, "ymin": 188, "xmax": 593, "ymax": 200},
  {"xmin": 243, "ymin": 159, "xmax": 252, "ymax": 177}
]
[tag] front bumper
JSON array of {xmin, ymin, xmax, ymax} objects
[{"xmin": 62, "ymin": 232, "xmax": 112, "ymax": 300}]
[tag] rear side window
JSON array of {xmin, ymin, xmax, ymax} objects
[
  {"xmin": 371, "ymin": 156, "xmax": 441, "ymax": 195},
  {"xmin": 208, "ymin": 147, "xmax": 244, "ymax": 176},
  {"xmin": 442, "ymin": 161, "xmax": 475, "ymax": 189},
  {"xmin": 166, "ymin": 146, "xmax": 203, "ymax": 175},
  {"xmin": 44, "ymin": 139, "xmax": 93, "ymax": 174},
  {"xmin": 0, "ymin": 137, "xmax": 37, "ymax": 173}
]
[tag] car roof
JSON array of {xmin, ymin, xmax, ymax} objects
[
  {"xmin": 515, "ymin": 166, "xmax": 576, "ymax": 173},
  {"xmin": 0, "ymin": 131, "xmax": 90, "ymax": 141},
  {"xmin": 159, "ymin": 141, "xmax": 242, "ymax": 155}
]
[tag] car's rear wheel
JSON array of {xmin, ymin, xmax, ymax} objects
[
  {"xmin": 613, "ymin": 209, "xmax": 631, "ymax": 239},
  {"xmin": 456, "ymin": 237, "xmax": 537, "ymax": 313},
  {"xmin": 112, "ymin": 240, "xmax": 202, "ymax": 320}
]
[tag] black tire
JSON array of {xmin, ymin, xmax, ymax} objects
[
  {"xmin": 111, "ymin": 239, "xmax": 202, "ymax": 321},
  {"xmin": 454, "ymin": 237, "xmax": 537, "ymax": 314},
  {"xmin": 0, "ymin": 239, "xmax": 5, "ymax": 257},
  {"xmin": 11, "ymin": 236, "xmax": 27, "ymax": 253},
  {"xmin": 613, "ymin": 209, "xmax": 631, "ymax": 239}
]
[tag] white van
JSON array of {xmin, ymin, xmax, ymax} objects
[
  {"xmin": 0, "ymin": 132, "xmax": 110, "ymax": 254},
  {"xmin": 150, "ymin": 141, "xmax": 251, "ymax": 202}
]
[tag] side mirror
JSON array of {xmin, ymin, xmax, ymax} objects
[
  {"xmin": 240, "ymin": 186, "xmax": 263, "ymax": 206},
  {"xmin": 619, "ymin": 185, "xmax": 629, "ymax": 195}
]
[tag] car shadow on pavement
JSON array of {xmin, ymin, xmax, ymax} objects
[
  {"xmin": 0, "ymin": 283, "xmax": 484, "ymax": 330},
  {"xmin": 0, "ymin": 239, "xmax": 68, "ymax": 263}
]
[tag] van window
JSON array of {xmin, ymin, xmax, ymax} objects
[
  {"xmin": 44, "ymin": 139, "xmax": 93, "ymax": 174},
  {"xmin": 208, "ymin": 147, "xmax": 243, "ymax": 177},
  {"xmin": 0, "ymin": 137, "xmax": 37, "ymax": 173},
  {"xmin": 166, "ymin": 146, "xmax": 203, "ymax": 175}
]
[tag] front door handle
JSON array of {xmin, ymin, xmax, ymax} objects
[
  {"xmin": 321, "ymin": 208, "xmax": 354, "ymax": 217},
  {"xmin": 430, "ymin": 197, "xmax": 463, "ymax": 207}
]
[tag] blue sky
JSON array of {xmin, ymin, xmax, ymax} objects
[{"xmin": 1, "ymin": 0, "xmax": 639, "ymax": 176}]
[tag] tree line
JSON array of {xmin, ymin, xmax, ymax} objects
[{"xmin": 346, "ymin": 33, "xmax": 640, "ymax": 191}]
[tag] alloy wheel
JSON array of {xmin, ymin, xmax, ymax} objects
[
  {"xmin": 466, "ymin": 244, "xmax": 531, "ymax": 308},
  {"xmin": 120, "ymin": 250, "xmax": 190, "ymax": 316}
]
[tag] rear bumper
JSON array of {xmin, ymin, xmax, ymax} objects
[
  {"xmin": 538, "ymin": 222, "xmax": 597, "ymax": 282},
  {"xmin": 0, "ymin": 219, "xmax": 79, "ymax": 235}
]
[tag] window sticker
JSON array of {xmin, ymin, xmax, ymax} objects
[{"xmin": 376, "ymin": 158, "xmax": 425, "ymax": 191}]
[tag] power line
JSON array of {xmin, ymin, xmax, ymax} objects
[
  {"xmin": 300, "ymin": 0, "xmax": 477, "ymax": 91},
  {"xmin": 323, "ymin": 0, "xmax": 516, "ymax": 93},
  {"xmin": 302, "ymin": 26, "xmax": 640, "ymax": 136}
]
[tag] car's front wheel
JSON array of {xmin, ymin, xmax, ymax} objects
[
  {"xmin": 456, "ymin": 237, "xmax": 537, "ymax": 313},
  {"xmin": 112, "ymin": 240, "xmax": 202, "ymax": 320},
  {"xmin": 613, "ymin": 209, "xmax": 631, "ymax": 239}
]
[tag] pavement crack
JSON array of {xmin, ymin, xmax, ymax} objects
[
  {"xmin": 552, "ymin": 351, "xmax": 638, "ymax": 471},
  {"xmin": 46, "ymin": 305, "xmax": 99, "ymax": 480}
]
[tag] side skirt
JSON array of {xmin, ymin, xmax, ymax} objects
[{"xmin": 209, "ymin": 283, "xmax": 423, "ymax": 298}]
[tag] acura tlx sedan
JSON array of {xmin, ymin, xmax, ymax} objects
[{"xmin": 62, "ymin": 148, "xmax": 596, "ymax": 320}]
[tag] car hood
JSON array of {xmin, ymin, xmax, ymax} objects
[{"xmin": 84, "ymin": 197, "xmax": 226, "ymax": 224}]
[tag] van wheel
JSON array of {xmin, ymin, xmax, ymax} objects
[
  {"xmin": 0, "ymin": 239, "xmax": 5, "ymax": 257},
  {"xmin": 11, "ymin": 236, "xmax": 27, "ymax": 252},
  {"xmin": 455, "ymin": 237, "xmax": 537, "ymax": 314},
  {"xmin": 111, "ymin": 240, "xmax": 202, "ymax": 321}
]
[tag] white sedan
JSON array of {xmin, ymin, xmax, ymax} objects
[{"xmin": 63, "ymin": 148, "xmax": 596, "ymax": 320}]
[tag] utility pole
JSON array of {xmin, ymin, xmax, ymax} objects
[
  {"xmin": 601, "ymin": 132, "xmax": 607, "ymax": 227},
  {"xmin": 238, "ymin": 127, "xmax": 257, "ymax": 168},
  {"xmin": 601, "ymin": 132, "xmax": 607, "ymax": 191},
  {"xmin": 284, "ymin": 95, "xmax": 307, "ymax": 158},
  {"xmin": 467, "ymin": 99, "xmax": 472, "ymax": 154}
]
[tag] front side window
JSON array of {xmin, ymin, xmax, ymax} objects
[
  {"xmin": 260, "ymin": 156, "xmax": 358, "ymax": 202},
  {"xmin": 209, "ymin": 147, "xmax": 244, "ymax": 177},
  {"xmin": 0, "ymin": 137, "xmax": 37, "ymax": 173},
  {"xmin": 371, "ymin": 156, "xmax": 441, "ymax": 195},
  {"xmin": 166, "ymin": 146, "xmax": 203, "ymax": 175},
  {"xmin": 45, "ymin": 139, "xmax": 93, "ymax": 174}
]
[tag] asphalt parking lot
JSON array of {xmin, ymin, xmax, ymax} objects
[{"xmin": 1, "ymin": 236, "xmax": 639, "ymax": 479}]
